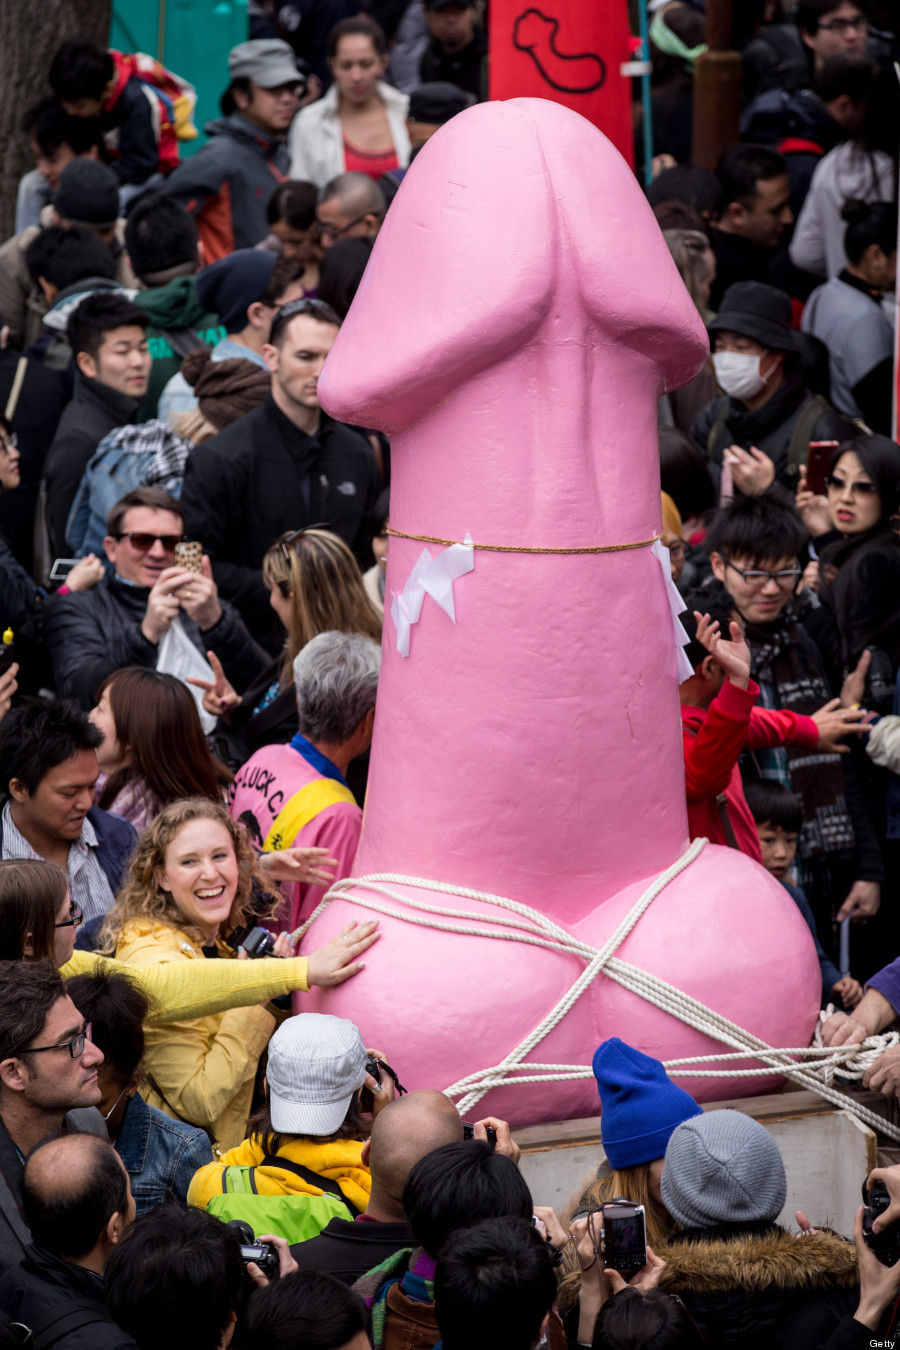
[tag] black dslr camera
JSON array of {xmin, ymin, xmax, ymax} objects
[
  {"xmin": 227, "ymin": 1220, "xmax": 280, "ymax": 1279},
  {"xmin": 226, "ymin": 925, "xmax": 280, "ymax": 959},
  {"xmin": 862, "ymin": 1180, "xmax": 900, "ymax": 1267}
]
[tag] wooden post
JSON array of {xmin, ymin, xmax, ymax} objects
[{"xmin": 691, "ymin": 0, "xmax": 742, "ymax": 171}]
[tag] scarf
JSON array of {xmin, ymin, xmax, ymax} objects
[
  {"xmin": 358, "ymin": 1247, "xmax": 436, "ymax": 1350},
  {"xmin": 744, "ymin": 611, "xmax": 854, "ymax": 862},
  {"xmin": 289, "ymin": 733, "xmax": 348, "ymax": 786}
]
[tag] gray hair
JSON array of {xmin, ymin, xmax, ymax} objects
[{"xmin": 293, "ymin": 631, "xmax": 381, "ymax": 745}]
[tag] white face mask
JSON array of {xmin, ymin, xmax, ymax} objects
[{"xmin": 712, "ymin": 350, "xmax": 771, "ymax": 402}]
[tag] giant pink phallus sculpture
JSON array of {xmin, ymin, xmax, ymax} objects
[{"xmin": 301, "ymin": 98, "xmax": 821, "ymax": 1125}]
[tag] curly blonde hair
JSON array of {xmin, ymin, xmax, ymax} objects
[
  {"xmin": 98, "ymin": 798, "xmax": 274, "ymax": 953},
  {"xmin": 263, "ymin": 528, "xmax": 382, "ymax": 687}
]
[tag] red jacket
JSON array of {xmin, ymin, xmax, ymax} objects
[{"xmin": 681, "ymin": 679, "xmax": 819, "ymax": 861}]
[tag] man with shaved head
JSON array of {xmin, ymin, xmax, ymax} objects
[
  {"xmin": 316, "ymin": 172, "xmax": 386, "ymax": 251},
  {"xmin": 290, "ymin": 1090, "xmax": 463, "ymax": 1283},
  {"xmin": 0, "ymin": 1133, "xmax": 136, "ymax": 1348}
]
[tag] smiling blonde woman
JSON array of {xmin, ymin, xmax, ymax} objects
[{"xmin": 99, "ymin": 797, "xmax": 377, "ymax": 1149}]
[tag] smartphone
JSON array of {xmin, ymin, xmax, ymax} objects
[
  {"xmin": 806, "ymin": 441, "xmax": 839, "ymax": 497},
  {"xmin": 49, "ymin": 558, "xmax": 79, "ymax": 581},
  {"xmin": 174, "ymin": 540, "xmax": 203, "ymax": 573},
  {"xmin": 601, "ymin": 1201, "xmax": 647, "ymax": 1274},
  {"xmin": 0, "ymin": 641, "xmax": 14, "ymax": 678}
]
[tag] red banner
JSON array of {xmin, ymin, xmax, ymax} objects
[{"xmin": 488, "ymin": 1, "xmax": 635, "ymax": 168}]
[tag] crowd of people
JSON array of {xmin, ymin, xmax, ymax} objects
[{"xmin": 0, "ymin": 0, "xmax": 898, "ymax": 1345}]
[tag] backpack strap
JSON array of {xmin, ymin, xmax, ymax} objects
[
  {"xmin": 30, "ymin": 1299, "xmax": 114, "ymax": 1350},
  {"xmin": 3, "ymin": 358, "xmax": 27, "ymax": 423},
  {"xmin": 259, "ymin": 1155, "xmax": 361, "ymax": 1218},
  {"xmin": 159, "ymin": 327, "xmax": 205, "ymax": 360},
  {"xmin": 706, "ymin": 400, "xmax": 730, "ymax": 462},
  {"xmin": 786, "ymin": 393, "xmax": 832, "ymax": 486}
]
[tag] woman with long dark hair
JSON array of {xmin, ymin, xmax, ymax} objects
[{"xmin": 90, "ymin": 667, "xmax": 232, "ymax": 831}]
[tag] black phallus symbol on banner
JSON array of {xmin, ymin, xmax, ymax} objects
[{"xmin": 513, "ymin": 8, "xmax": 606, "ymax": 93}]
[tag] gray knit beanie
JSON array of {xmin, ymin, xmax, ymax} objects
[{"xmin": 660, "ymin": 1110, "xmax": 787, "ymax": 1228}]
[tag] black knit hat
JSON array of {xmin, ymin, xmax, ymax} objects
[{"xmin": 53, "ymin": 159, "xmax": 119, "ymax": 229}]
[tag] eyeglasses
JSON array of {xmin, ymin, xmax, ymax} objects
[
  {"xmin": 54, "ymin": 902, "xmax": 83, "ymax": 930},
  {"xmin": 21, "ymin": 1022, "xmax": 92, "ymax": 1060},
  {"xmin": 723, "ymin": 557, "xmax": 802, "ymax": 590},
  {"xmin": 818, "ymin": 14, "xmax": 867, "ymax": 32},
  {"xmin": 277, "ymin": 523, "xmax": 330, "ymax": 566},
  {"xmin": 316, "ymin": 213, "xmax": 369, "ymax": 241},
  {"xmin": 0, "ymin": 433, "xmax": 18, "ymax": 453},
  {"xmin": 825, "ymin": 475, "xmax": 878, "ymax": 497},
  {"xmin": 116, "ymin": 532, "xmax": 185, "ymax": 553}
]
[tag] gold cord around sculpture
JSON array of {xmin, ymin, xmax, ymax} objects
[{"xmin": 386, "ymin": 527, "xmax": 661, "ymax": 555}]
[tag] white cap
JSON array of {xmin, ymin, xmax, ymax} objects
[{"xmin": 267, "ymin": 1014, "xmax": 368, "ymax": 1135}]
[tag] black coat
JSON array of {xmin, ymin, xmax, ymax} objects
[
  {"xmin": 0, "ymin": 353, "xmax": 68, "ymax": 572},
  {"xmin": 290, "ymin": 1217, "xmax": 413, "ymax": 1286},
  {"xmin": 0, "ymin": 1244, "xmax": 136, "ymax": 1350},
  {"xmin": 43, "ymin": 377, "xmax": 140, "ymax": 557},
  {"xmin": 691, "ymin": 369, "xmax": 855, "ymax": 488},
  {"xmin": 660, "ymin": 1224, "xmax": 859, "ymax": 1350},
  {"xmin": 44, "ymin": 571, "xmax": 270, "ymax": 708},
  {"xmin": 179, "ymin": 394, "xmax": 380, "ymax": 647}
]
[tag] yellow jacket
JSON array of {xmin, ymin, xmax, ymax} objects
[
  {"xmin": 115, "ymin": 920, "xmax": 275, "ymax": 1152},
  {"xmin": 188, "ymin": 1134, "xmax": 371, "ymax": 1213},
  {"xmin": 60, "ymin": 949, "xmax": 309, "ymax": 1022}
]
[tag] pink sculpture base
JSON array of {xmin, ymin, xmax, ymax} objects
[{"xmin": 300, "ymin": 844, "xmax": 820, "ymax": 1121}]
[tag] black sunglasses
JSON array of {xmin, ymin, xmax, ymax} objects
[
  {"xmin": 277, "ymin": 523, "xmax": 330, "ymax": 565},
  {"xmin": 116, "ymin": 531, "xmax": 185, "ymax": 553}
]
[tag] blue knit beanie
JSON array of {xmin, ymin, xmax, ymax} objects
[
  {"xmin": 592, "ymin": 1038, "xmax": 702, "ymax": 1170},
  {"xmin": 196, "ymin": 249, "xmax": 277, "ymax": 334}
]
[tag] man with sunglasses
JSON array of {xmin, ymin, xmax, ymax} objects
[
  {"xmin": 45, "ymin": 486, "xmax": 269, "ymax": 708},
  {"xmin": 180, "ymin": 298, "xmax": 380, "ymax": 650},
  {"xmin": 0, "ymin": 961, "xmax": 106, "ymax": 1274},
  {"xmin": 706, "ymin": 491, "xmax": 884, "ymax": 967}
]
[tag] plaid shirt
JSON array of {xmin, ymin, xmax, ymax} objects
[{"xmin": 1, "ymin": 801, "xmax": 115, "ymax": 922}]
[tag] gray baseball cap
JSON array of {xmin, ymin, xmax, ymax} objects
[
  {"xmin": 228, "ymin": 39, "xmax": 301, "ymax": 89},
  {"xmin": 267, "ymin": 1013, "xmax": 368, "ymax": 1135}
]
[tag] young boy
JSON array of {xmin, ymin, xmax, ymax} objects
[
  {"xmin": 744, "ymin": 779, "xmax": 863, "ymax": 1010},
  {"xmin": 49, "ymin": 38, "xmax": 182, "ymax": 190}
]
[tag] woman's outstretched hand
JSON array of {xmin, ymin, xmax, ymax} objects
[{"xmin": 306, "ymin": 921, "xmax": 380, "ymax": 987}]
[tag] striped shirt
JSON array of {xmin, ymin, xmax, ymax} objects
[{"xmin": 1, "ymin": 802, "xmax": 115, "ymax": 922}]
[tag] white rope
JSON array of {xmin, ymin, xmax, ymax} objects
[{"xmin": 292, "ymin": 841, "xmax": 900, "ymax": 1140}]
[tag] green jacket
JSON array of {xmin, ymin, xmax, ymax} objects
[{"xmin": 133, "ymin": 276, "xmax": 224, "ymax": 420}]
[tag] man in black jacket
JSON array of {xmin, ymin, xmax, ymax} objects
[
  {"xmin": 0, "ymin": 1133, "xmax": 137, "ymax": 1350},
  {"xmin": 45, "ymin": 487, "xmax": 269, "ymax": 707},
  {"xmin": 290, "ymin": 1090, "xmax": 463, "ymax": 1284},
  {"xmin": 691, "ymin": 281, "xmax": 854, "ymax": 493},
  {"xmin": 179, "ymin": 298, "xmax": 380, "ymax": 650},
  {"xmin": 42, "ymin": 293, "xmax": 151, "ymax": 558}
]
